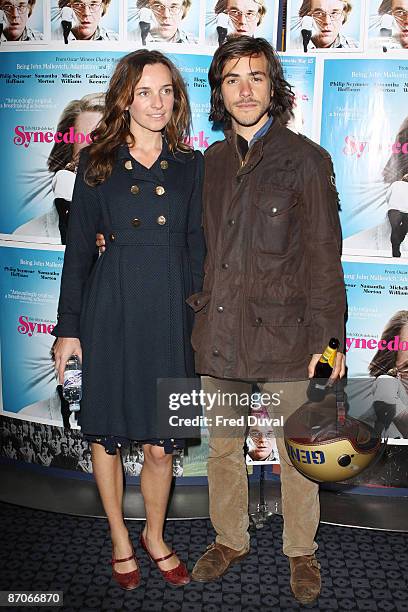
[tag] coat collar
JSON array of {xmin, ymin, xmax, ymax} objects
[
  {"xmin": 224, "ymin": 117, "xmax": 284, "ymax": 176},
  {"xmin": 116, "ymin": 138, "xmax": 191, "ymax": 165}
]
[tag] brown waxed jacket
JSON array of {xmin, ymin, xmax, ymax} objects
[{"xmin": 187, "ymin": 118, "xmax": 347, "ymax": 381}]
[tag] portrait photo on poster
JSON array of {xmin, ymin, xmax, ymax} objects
[
  {"xmin": 204, "ymin": 0, "xmax": 278, "ymax": 47},
  {"xmin": 0, "ymin": 0, "xmax": 45, "ymax": 43},
  {"xmin": 127, "ymin": 0, "xmax": 200, "ymax": 44},
  {"xmin": 367, "ymin": 0, "xmax": 408, "ymax": 51},
  {"xmin": 287, "ymin": 0, "xmax": 364, "ymax": 52},
  {"xmin": 50, "ymin": 0, "xmax": 119, "ymax": 42},
  {"xmin": 11, "ymin": 90, "xmax": 105, "ymax": 244},
  {"xmin": 245, "ymin": 405, "xmax": 280, "ymax": 465}
]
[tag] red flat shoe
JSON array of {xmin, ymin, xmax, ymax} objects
[
  {"xmin": 139, "ymin": 532, "xmax": 190, "ymax": 586},
  {"xmin": 111, "ymin": 548, "xmax": 141, "ymax": 590}
]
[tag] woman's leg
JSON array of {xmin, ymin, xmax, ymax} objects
[
  {"xmin": 91, "ymin": 442, "xmax": 137, "ymax": 573},
  {"xmin": 140, "ymin": 444, "xmax": 180, "ymax": 571}
]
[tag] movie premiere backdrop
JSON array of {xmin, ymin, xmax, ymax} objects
[{"xmin": 0, "ymin": 0, "xmax": 407, "ymax": 480}]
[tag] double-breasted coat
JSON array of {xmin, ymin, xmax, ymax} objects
[{"xmin": 52, "ymin": 142, "xmax": 206, "ymax": 440}]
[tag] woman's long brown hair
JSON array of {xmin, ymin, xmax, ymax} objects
[{"xmin": 85, "ymin": 50, "xmax": 191, "ymax": 186}]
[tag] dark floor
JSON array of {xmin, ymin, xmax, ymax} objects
[{"xmin": 1, "ymin": 502, "xmax": 407, "ymax": 612}]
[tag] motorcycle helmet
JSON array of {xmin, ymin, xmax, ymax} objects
[{"xmin": 284, "ymin": 392, "xmax": 382, "ymax": 483}]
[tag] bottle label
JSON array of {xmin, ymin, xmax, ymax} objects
[
  {"xmin": 63, "ymin": 370, "xmax": 82, "ymax": 389},
  {"xmin": 320, "ymin": 346, "xmax": 337, "ymax": 369}
]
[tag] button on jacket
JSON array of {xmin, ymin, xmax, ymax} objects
[{"xmin": 187, "ymin": 119, "xmax": 346, "ymax": 381}]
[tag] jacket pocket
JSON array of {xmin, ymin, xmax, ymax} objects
[
  {"xmin": 248, "ymin": 299, "xmax": 309, "ymax": 327},
  {"xmin": 253, "ymin": 187, "xmax": 299, "ymax": 255},
  {"xmin": 186, "ymin": 291, "xmax": 211, "ymax": 313},
  {"xmin": 187, "ymin": 291, "xmax": 211, "ymax": 352}
]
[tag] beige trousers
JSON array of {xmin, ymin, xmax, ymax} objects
[{"xmin": 203, "ymin": 376, "xmax": 320, "ymax": 557}]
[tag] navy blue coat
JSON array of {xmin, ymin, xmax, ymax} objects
[{"xmin": 52, "ymin": 142, "xmax": 206, "ymax": 440}]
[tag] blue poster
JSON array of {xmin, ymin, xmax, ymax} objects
[
  {"xmin": 0, "ymin": 51, "xmax": 217, "ymax": 241},
  {"xmin": 321, "ymin": 58, "xmax": 408, "ymax": 258},
  {"xmin": 343, "ymin": 255, "xmax": 408, "ymax": 443},
  {"xmin": 280, "ymin": 55, "xmax": 316, "ymax": 137},
  {"xmin": 0, "ymin": 242, "xmax": 64, "ymax": 425}
]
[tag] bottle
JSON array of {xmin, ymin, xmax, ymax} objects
[
  {"xmin": 307, "ymin": 338, "xmax": 339, "ymax": 402},
  {"xmin": 63, "ymin": 355, "xmax": 82, "ymax": 412}
]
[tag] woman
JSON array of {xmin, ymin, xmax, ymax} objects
[
  {"xmin": 369, "ymin": 310, "xmax": 408, "ymax": 437},
  {"xmin": 52, "ymin": 50, "xmax": 205, "ymax": 590}
]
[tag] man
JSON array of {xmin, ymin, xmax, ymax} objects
[
  {"xmin": 60, "ymin": 1, "xmax": 74, "ymax": 43},
  {"xmin": 295, "ymin": 0, "xmax": 358, "ymax": 49},
  {"xmin": 53, "ymin": 0, "xmax": 118, "ymax": 41},
  {"xmin": 187, "ymin": 36, "xmax": 346, "ymax": 605},
  {"xmin": 207, "ymin": 0, "xmax": 266, "ymax": 43},
  {"xmin": 131, "ymin": 0, "xmax": 197, "ymax": 43},
  {"xmin": 0, "ymin": 0, "xmax": 43, "ymax": 41},
  {"xmin": 378, "ymin": 0, "xmax": 408, "ymax": 48},
  {"xmin": 138, "ymin": 1, "xmax": 153, "ymax": 44},
  {"xmin": 50, "ymin": 440, "xmax": 78, "ymax": 470}
]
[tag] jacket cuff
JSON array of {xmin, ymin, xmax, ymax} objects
[
  {"xmin": 51, "ymin": 314, "xmax": 80, "ymax": 338},
  {"xmin": 309, "ymin": 323, "xmax": 345, "ymax": 355}
]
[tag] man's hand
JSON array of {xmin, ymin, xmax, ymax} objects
[
  {"xmin": 96, "ymin": 233, "xmax": 106, "ymax": 254},
  {"xmin": 308, "ymin": 352, "xmax": 345, "ymax": 383},
  {"xmin": 52, "ymin": 337, "xmax": 82, "ymax": 384}
]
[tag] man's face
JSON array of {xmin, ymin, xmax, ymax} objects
[
  {"xmin": 71, "ymin": 0, "xmax": 104, "ymax": 39},
  {"xmin": 392, "ymin": 0, "xmax": 408, "ymax": 48},
  {"xmin": 309, "ymin": 0, "xmax": 345, "ymax": 48},
  {"xmin": 249, "ymin": 429, "xmax": 274, "ymax": 460},
  {"xmin": 226, "ymin": 0, "xmax": 260, "ymax": 35},
  {"xmin": 1, "ymin": 0, "xmax": 29, "ymax": 40},
  {"xmin": 60, "ymin": 442, "xmax": 69, "ymax": 455},
  {"xmin": 220, "ymin": 53, "xmax": 272, "ymax": 133},
  {"xmin": 149, "ymin": 0, "xmax": 184, "ymax": 40}
]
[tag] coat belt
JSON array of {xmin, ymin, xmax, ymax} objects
[{"xmin": 107, "ymin": 230, "xmax": 187, "ymax": 247}]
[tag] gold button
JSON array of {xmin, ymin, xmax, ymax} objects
[
  {"xmin": 160, "ymin": 160, "xmax": 168, "ymax": 170},
  {"xmin": 130, "ymin": 185, "xmax": 140, "ymax": 195},
  {"xmin": 155, "ymin": 185, "xmax": 165, "ymax": 196},
  {"xmin": 124, "ymin": 160, "xmax": 132, "ymax": 170},
  {"xmin": 157, "ymin": 215, "xmax": 166, "ymax": 226},
  {"xmin": 131, "ymin": 218, "xmax": 141, "ymax": 227}
]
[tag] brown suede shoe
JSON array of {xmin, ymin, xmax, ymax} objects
[
  {"xmin": 191, "ymin": 542, "xmax": 250, "ymax": 582},
  {"xmin": 289, "ymin": 554, "xmax": 321, "ymax": 605}
]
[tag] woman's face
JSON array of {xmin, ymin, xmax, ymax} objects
[
  {"xmin": 71, "ymin": 0, "xmax": 104, "ymax": 39},
  {"xmin": 72, "ymin": 109, "xmax": 103, "ymax": 159},
  {"xmin": 392, "ymin": 0, "xmax": 408, "ymax": 48},
  {"xmin": 127, "ymin": 63, "xmax": 175, "ymax": 137}
]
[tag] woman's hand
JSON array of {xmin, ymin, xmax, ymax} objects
[{"xmin": 52, "ymin": 337, "xmax": 82, "ymax": 384}]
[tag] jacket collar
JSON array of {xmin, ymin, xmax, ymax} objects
[
  {"xmin": 224, "ymin": 117, "xmax": 284, "ymax": 176},
  {"xmin": 116, "ymin": 138, "xmax": 190, "ymax": 165}
]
